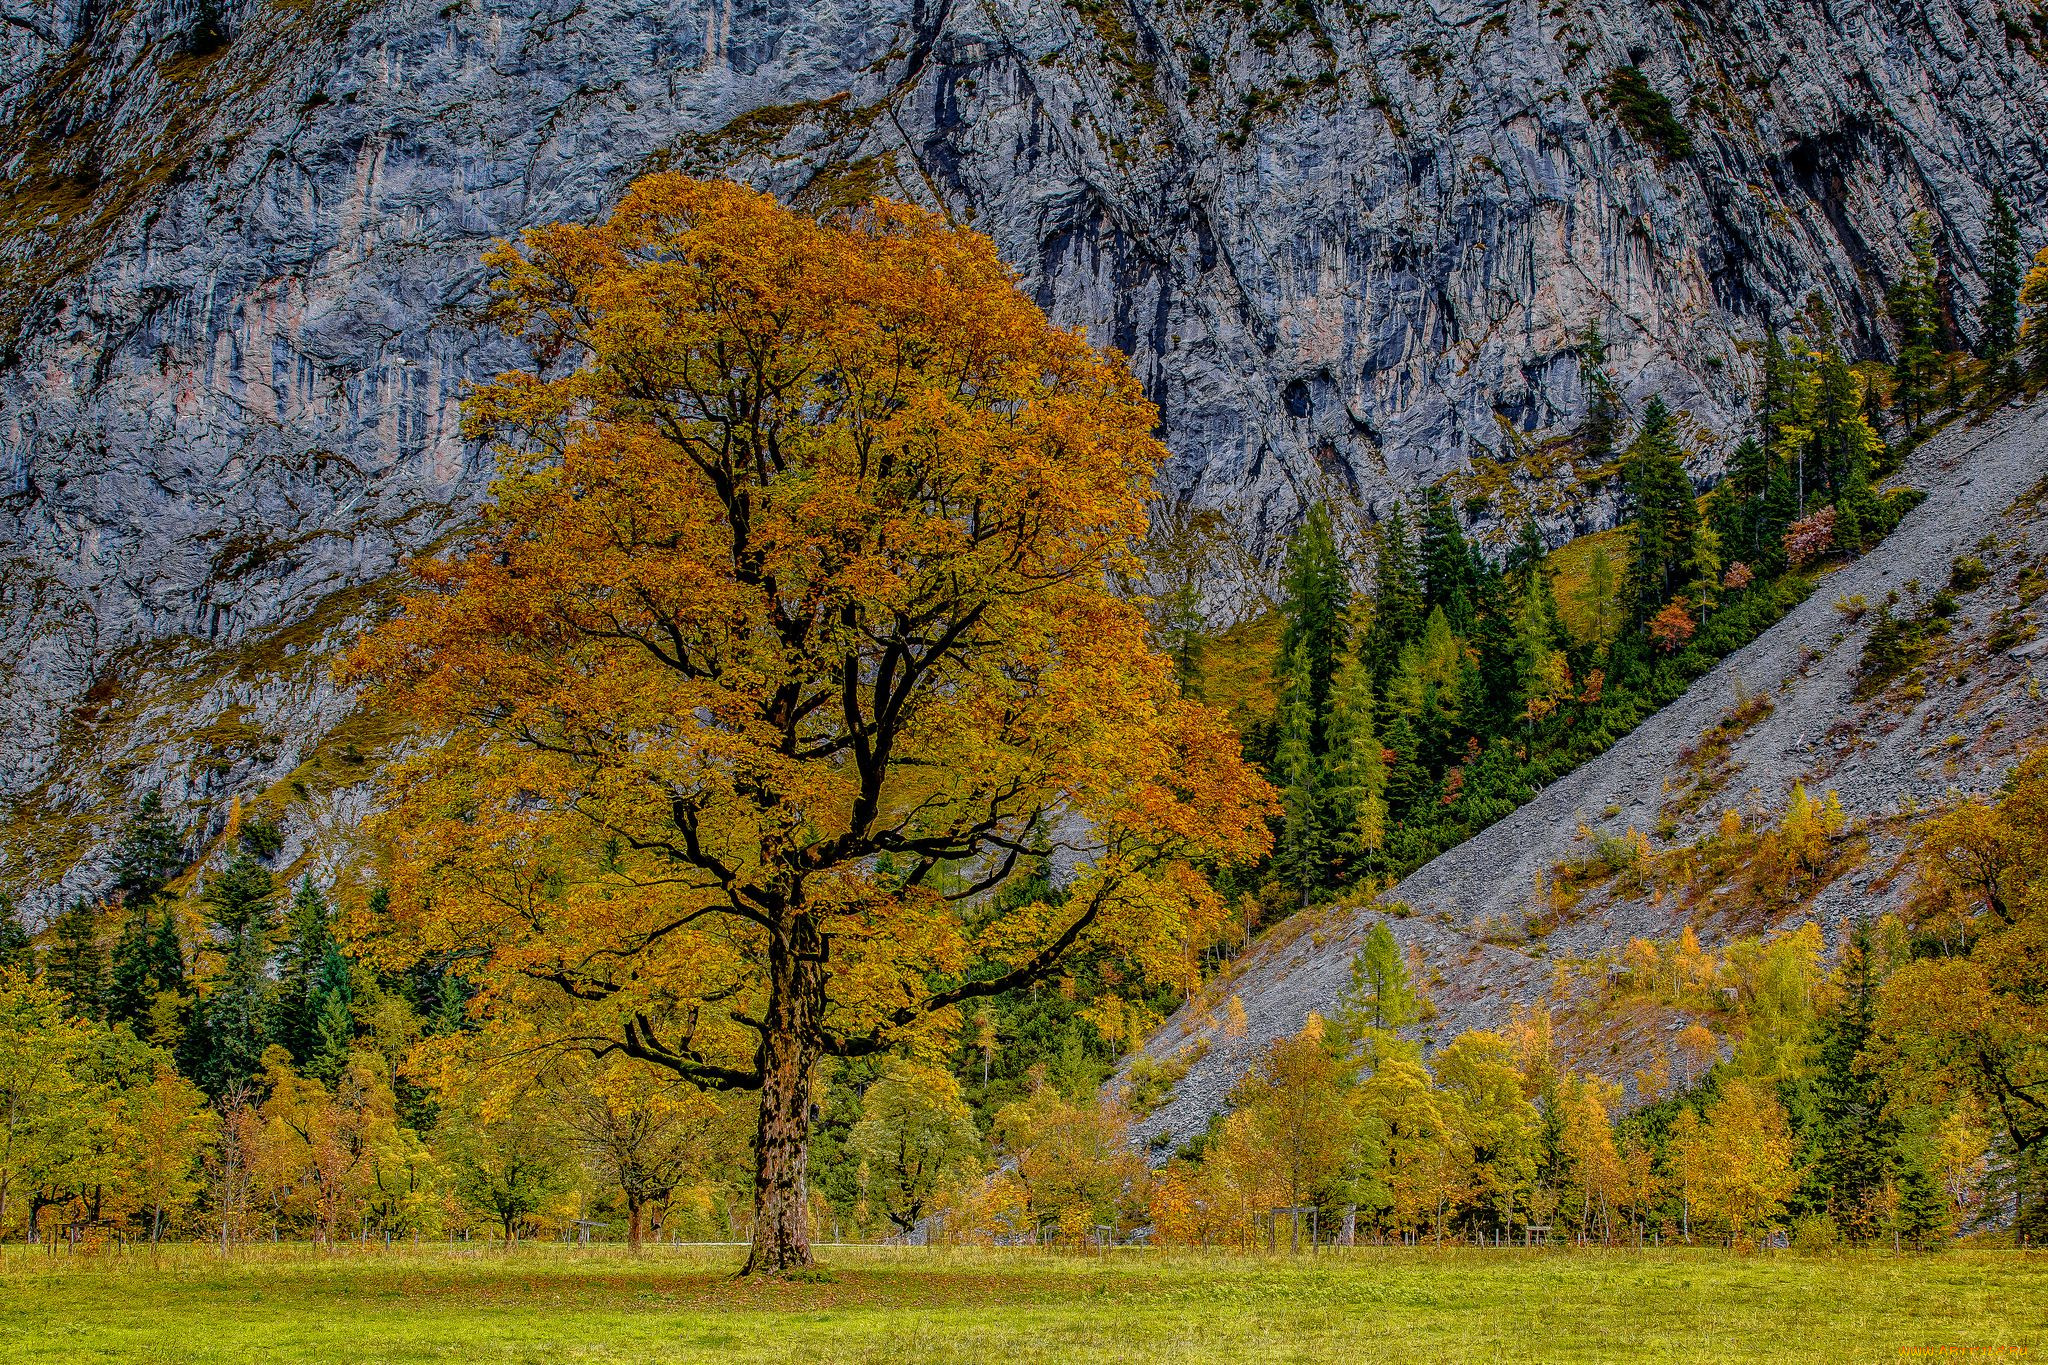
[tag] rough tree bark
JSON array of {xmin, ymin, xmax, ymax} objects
[{"xmin": 742, "ymin": 920, "xmax": 827, "ymax": 1275}]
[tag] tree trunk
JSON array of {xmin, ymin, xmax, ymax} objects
[
  {"xmin": 743, "ymin": 919, "xmax": 826, "ymax": 1276},
  {"xmin": 627, "ymin": 1199, "xmax": 644, "ymax": 1255}
]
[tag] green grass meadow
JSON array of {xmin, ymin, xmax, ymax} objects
[{"xmin": 0, "ymin": 1244, "xmax": 2040, "ymax": 1363}]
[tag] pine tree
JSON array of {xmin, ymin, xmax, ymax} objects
[
  {"xmin": 1983, "ymin": 190, "xmax": 2023, "ymax": 367},
  {"xmin": 0, "ymin": 892, "xmax": 32, "ymax": 977},
  {"xmin": 1809, "ymin": 346, "xmax": 1883, "ymax": 504},
  {"xmin": 275, "ymin": 876, "xmax": 334, "ymax": 1066},
  {"xmin": 1809, "ymin": 919, "xmax": 1900, "ymax": 1241},
  {"xmin": 1419, "ymin": 488, "xmax": 1479, "ymax": 632},
  {"xmin": 189, "ymin": 851, "xmax": 276, "ymax": 1097},
  {"xmin": 1619, "ymin": 398, "xmax": 1698, "ymax": 620},
  {"xmin": 1888, "ymin": 212, "xmax": 1944, "ymax": 433},
  {"xmin": 1276, "ymin": 502, "xmax": 1351, "ymax": 744},
  {"xmin": 1362, "ymin": 507, "xmax": 1424, "ymax": 686},
  {"xmin": 47, "ymin": 897, "xmax": 107, "ymax": 1019},
  {"xmin": 112, "ymin": 792, "xmax": 186, "ymax": 908}
]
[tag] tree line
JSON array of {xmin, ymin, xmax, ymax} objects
[
  {"xmin": 918, "ymin": 747, "xmax": 2047, "ymax": 1251},
  {"xmin": 1247, "ymin": 325, "xmax": 1915, "ymax": 914}
]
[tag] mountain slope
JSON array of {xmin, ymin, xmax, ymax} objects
[
  {"xmin": 1129, "ymin": 397, "xmax": 2048, "ymax": 1150},
  {"xmin": 5, "ymin": 0, "xmax": 2048, "ymax": 906}
]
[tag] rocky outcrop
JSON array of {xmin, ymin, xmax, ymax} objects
[
  {"xmin": 1125, "ymin": 397, "xmax": 2048, "ymax": 1152},
  {"xmin": 3, "ymin": 0, "xmax": 2046, "ymax": 907}
]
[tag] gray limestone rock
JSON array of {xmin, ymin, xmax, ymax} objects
[{"xmin": 3, "ymin": 0, "xmax": 2046, "ymax": 907}]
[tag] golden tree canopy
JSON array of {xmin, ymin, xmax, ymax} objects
[{"xmin": 342, "ymin": 175, "xmax": 1272, "ymax": 1269}]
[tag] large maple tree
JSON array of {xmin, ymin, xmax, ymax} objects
[{"xmin": 344, "ymin": 175, "xmax": 1273, "ymax": 1273}]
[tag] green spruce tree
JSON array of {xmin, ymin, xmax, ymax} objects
[
  {"xmin": 1712, "ymin": 436, "xmax": 1773, "ymax": 567},
  {"xmin": 1982, "ymin": 190, "xmax": 2022, "ymax": 368},
  {"xmin": 189, "ymin": 848, "xmax": 277, "ymax": 1097},
  {"xmin": 1888, "ymin": 212, "xmax": 1944, "ymax": 433},
  {"xmin": 1808, "ymin": 919, "xmax": 1901, "ymax": 1242},
  {"xmin": 47, "ymin": 898, "xmax": 107, "ymax": 1019},
  {"xmin": 1809, "ymin": 346, "xmax": 1883, "ymax": 505},
  {"xmin": 275, "ymin": 876, "xmax": 334, "ymax": 1067},
  {"xmin": 1419, "ymin": 487, "xmax": 1480, "ymax": 632},
  {"xmin": 1362, "ymin": 507, "xmax": 1424, "ymax": 686},
  {"xmin": 1580, "ymin": 329, "xmax": 1623, "ymax": 468},
  {"xmin": 306, "ymin": 943, "xmax": 356, "ymax": 1084},
  {"xmin": 1277, "ymin": 502, "xmax": 1351, "ymax": 735},
  {"xmin": 1759, "ymin": 330, "xmax": 1799, "ymax": 464},
  {"xmin": 0, "ymin": 892, "xmax": 32, "ymax": 977},
  {"xmin": 108, "ymin": 898, "xmax": 156, "ymax": 1027},
  {"xmin": 111, "ymin": 792, "xmax": 185, "ymax": 908},
  {"xmin": 1619, "ymin": 397, "xmax": 1698, "ymax": 620},
  {"xmin": 107, "ymin": 791, "xmax": 190, "ymax": 1031}
]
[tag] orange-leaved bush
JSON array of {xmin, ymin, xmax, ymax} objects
[{"xmin": 340, "ymin": 176, "xmax": 1274, "ymax": 1274}]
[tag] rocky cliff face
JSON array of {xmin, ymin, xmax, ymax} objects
[{"xmin": 2, "ymin": 0, "xmax": 2045, "ymax": 908}]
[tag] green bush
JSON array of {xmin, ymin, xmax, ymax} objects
[
  {"xmin": 1792, "ymin": 1212, "xmax": 1841, "ymax": 1252},
  {"xmin": 1604, "ymin": 66, "xmax": 1693, "ymax": 158}
]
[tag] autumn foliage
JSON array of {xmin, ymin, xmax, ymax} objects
[{"xmin": 342, "ymin": 176, "xmax": 1273, "ymax": 1272}]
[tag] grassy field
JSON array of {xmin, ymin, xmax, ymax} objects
[{"xmin": 0, "ymin": 1244, "xmax": 2040, "ymax": 1363}]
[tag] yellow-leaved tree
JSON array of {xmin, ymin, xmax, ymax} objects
[{"xmin": 343, "ymin": 175, "xmax": 1274, "ymax": 1273}]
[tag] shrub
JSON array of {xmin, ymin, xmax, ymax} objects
[
  {"xmin": 1784, "ymin": 508, "xmax": 1837, "ymax": 567},
  {"xmin": 1649, "ymin": 599, "xmax": 1697, "ymax": 652},
  {"xmin": 1791, "ymin": 1211, "xmax": 1841, "ymax": 1252},
  {"xmin": 1949, "ymin": 555, "xmax": 1994, "ymax": 593},
  {"xmin": 1603, "ymin": 66, "xmax": 1693, "ymax": 158}
]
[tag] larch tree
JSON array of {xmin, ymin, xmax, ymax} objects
[
  {"xmin": 1337, "ymin": 921, "xmax": 1422, "ymax": 1042},
  {"xmin": 343, "ymin": 175, "xmax": 1274, "ymax": 1274}
]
